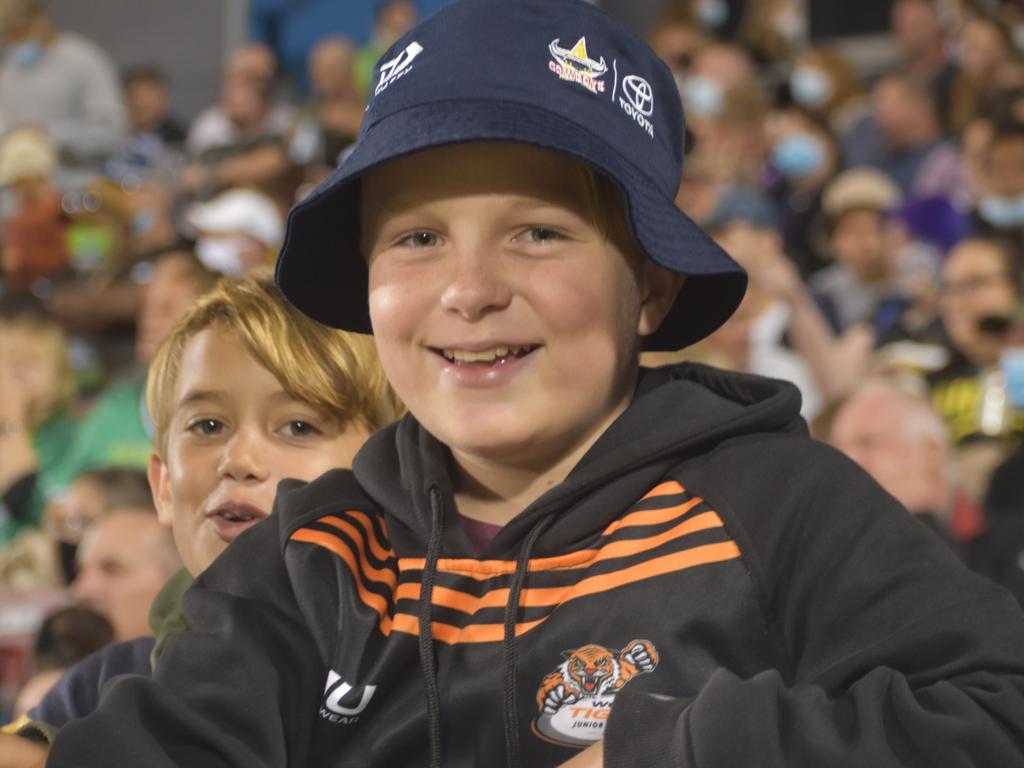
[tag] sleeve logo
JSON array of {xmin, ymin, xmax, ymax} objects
[{"xmin": 532, "ymin": 639, "xmax": 659, "ymax": 747}]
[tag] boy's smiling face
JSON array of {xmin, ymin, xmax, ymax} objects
[{"xmin": 362, "ymin": 142, "xmax": 679, "ymax": 471}]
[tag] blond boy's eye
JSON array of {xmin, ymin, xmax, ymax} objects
[
  {"xmin": 188, "ymin": 418, "xmax": 224, "ymax": 436},
  {"xmin": 282, "ymin": 420, "xmax": 321, "ymax": 438}
]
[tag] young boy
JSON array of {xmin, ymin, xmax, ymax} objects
[
  {"xmin": 2, "ymin": 273, "xmax": 402, "ymax": 747},
  {"xmin": 26, "ymin": 1, "xmax": 1024, "ymax": 766}
]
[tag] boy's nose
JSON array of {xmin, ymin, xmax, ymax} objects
[{"xmin": 439, "ymin": 249, "xmax": 513, "ymax": 321}]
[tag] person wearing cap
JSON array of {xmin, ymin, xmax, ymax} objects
[
  {"xmin": 0, "ymin": 0, "xmax": 125, "ymax": 179},
  {"xmin": 186, "ymin": 188, "xmax": 285, "ymax": 275},
  {"xmin": 17, "ymin": 1, "xmax": 1024, "ymax": 767},
  {"xmin": 809, "ymin": 168, "xmax": 908, "ymax": 333}
]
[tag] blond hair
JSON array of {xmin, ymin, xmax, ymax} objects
[{"xmin": 146, "ymin": 271, "xmax": 404, "ymax": 455}]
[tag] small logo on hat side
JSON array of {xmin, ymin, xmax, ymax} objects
[
  {"xmin": 617, "ymin": 73, "xmax": 655, "ymax": 138},
  {"xmin": 375, "ymin": 41, "xmax": 424, "ymax": 97},
  {"xmin": 548, "ymin": 37, "xmax": 607, "ymax": 95}
]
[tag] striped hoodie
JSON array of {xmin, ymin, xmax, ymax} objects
[{"xmin": 49, "ymin": 363, "xmax": 1024, "ymax": 767}]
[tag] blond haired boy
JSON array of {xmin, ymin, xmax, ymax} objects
[
  {"xmin": 6, "ymin": 273, "xmax": 401, "ymax": 748},
  {"xmin": 30, "ymin": 2, "xmax": 1024, "ymax": 767}
]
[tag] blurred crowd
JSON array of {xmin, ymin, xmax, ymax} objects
[{"xmin": 0, "ymin": 0, "xmax": 1022, "ymax": 721}]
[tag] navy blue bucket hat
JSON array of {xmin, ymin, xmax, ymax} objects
[{"xmin": 275, "ymin": 0, "xmax": 747, "ymax": 351}]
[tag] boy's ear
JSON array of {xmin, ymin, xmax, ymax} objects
[
  {"xmin": 147, "ymin": 452, "xmax": 174, "ymax": 529},
  {"xmin": 637, "ymin": 262, "xmax": 685, "ymax": 339}
]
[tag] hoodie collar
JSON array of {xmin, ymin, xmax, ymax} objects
[{"xmin": 353, "ymin": 362, "xmax": 805, "ymax": 558}]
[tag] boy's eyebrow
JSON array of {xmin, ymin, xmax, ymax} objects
[{"xmin": 176, "ymin": 389, "xmax": 230, "ymax": 409}]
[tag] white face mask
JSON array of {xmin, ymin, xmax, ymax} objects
[{"xmin": 196, "ymin": 236, "xmax": 252, "ymax": 275}]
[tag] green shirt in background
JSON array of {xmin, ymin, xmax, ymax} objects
[{"xmin": 42, "ymin": 378, "xmax": 153, "ymax": 503}]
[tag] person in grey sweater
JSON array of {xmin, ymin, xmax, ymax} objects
[{"xmin": 0, "ymin": 0, "xmax": 125, "ymax": 178}]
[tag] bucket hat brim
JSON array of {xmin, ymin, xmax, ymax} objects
[{"xmin": 275, "ymin": 98, "xmax": 747, "ymax": 352}]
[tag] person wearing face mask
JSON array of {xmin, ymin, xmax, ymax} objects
[
  {"xmin": 4, "ymin": 273, "xmax": 403, "ymax": 743},
  {"xmin": 787, "ymin": 47, "xmax": 884, "ymax": 169},
  {"xmin": 974, "ymin": 117, "xmax": 1024, "ymax": 254},
  {"xmin": 766, "ymin": 108, "xmax": 838, "ymax": 277},
  {"xmin": 186, "ymin": 189, "xmax": 285, "ymax": 276},
  {"xmin": 0, "ymin": 0, "xmax": 125, "ymax": 183}
]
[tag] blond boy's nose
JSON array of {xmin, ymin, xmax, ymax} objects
[{"xmin": 219, "ymin": 430, "xmax": 270, "ymax": 482}]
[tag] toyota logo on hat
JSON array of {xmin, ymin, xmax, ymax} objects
[{"xmin": 622, "ymin": 75, "xmax": 654, "ymax": 117}]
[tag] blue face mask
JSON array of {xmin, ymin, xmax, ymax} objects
[
  {"xmin": 697, "ymin": 0, "xmax": 729, "ymax": 30},
  {"xmin": 978, "ymin": 194, "xmax": 1024, "ymax": 230},
  {"xmin": 1001, "ymin": 347, "xmax": 1024, "ymax": 411},
  {"xmin": 789, "ymin": 67, "xmax": 833, "ymax": 109},
  {"xmin": 681, "ymin": 76, "xmax": 723, "ymax": 118},
  {"xmin": 6, "ymin": 41, "xmax": 43, "ymax": 69},
  {"xmin": 771, "ymin": 133, "xmax": 826, "ymax": 178}
]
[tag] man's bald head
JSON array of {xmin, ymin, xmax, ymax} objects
[{"xmin": 73, "ymin": 508, "xmax": 181, "ymax": 641}]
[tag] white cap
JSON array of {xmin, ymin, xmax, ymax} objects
[{"xmin": 186, "ymin": 188, "xmax": 284, "ymax": 247}]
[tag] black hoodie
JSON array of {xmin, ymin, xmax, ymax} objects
[{"xmin": 48, "ymin": 364, "xmax": 1024, "ymax": 767}]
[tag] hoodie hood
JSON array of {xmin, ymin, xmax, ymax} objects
[{"xmin": 353, "ymin": 362, "xmax": 805, "ymax": 559}]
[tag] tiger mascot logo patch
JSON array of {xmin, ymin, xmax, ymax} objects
[{"xmin": 532, "ymin": 639, "xmax": 658, "ymax": 747}]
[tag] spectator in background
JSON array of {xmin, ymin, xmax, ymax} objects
[
  {"xmin": 43, "ymin": 468, "xmax": 153, "ymax": 584},
  {"xmin": 683, "ymin": 44, "xmax": 768, "ymax": 185},
  {"xmin": 0, "ymin": 294, "xmax": 75, "ymax": 542},
  {"xmin": 291, "ymin": 36, "xmax": 363, "ymax": 172},
  {"xmin": 949, "ymin": 15, "xmax": 1021, "ymax": 133},
  {"xmin": 105, "ymin": 66, "xmax": 187, "ymax": 186},
  {"xmin": 354, "ymin": 0, "xmax": 420, "ymax": 97},
  {"xmin": 830, "ymin": 379, "xmax": 959, "ymax": 548},
  {"xmin": 0, "ymin": 128, "xmax": 68, "ymax": 291},
  {"xmin": 0, "ymin": 0, "xmax": 125, "ymax": 182},
  {"xmin": 121, "ymin": 67, "xmax": 185, "ymax": 148},
  {"xmin": 929, "ymin": 237, "xmax": 1023, "ymax": 445},
  {"xmin": 648, "ymin": 12, "xmax": 708, "ymax": 81},
  {"xmin": 871, "ymin": 73, "xmax": 968, "ymax": 205},
  {"xmin": 788, "ymin": 46, "xmax": 882, "ymax": 168},
  {"xmin": 810, "ymin": 168, "xmax": 907, "ymax": 332},
  {"xmin": 42, "ymin": 248, "xmax": 217, "ymax": 503},
  {"xmin": 974, "ymin": 117, "xmax": 1024, "ymax": 254},
  {"xmin": 182, "ymin": 44, "xmax": 293, "ymax": 200},
  {"xmin": 890, "ymin": 0, "xmax": 958, "ymax": 126},
  {"xmin": 659, "ymin": 184, "xmax": 824, "ymax": 419},
  {"xmin": 72, "ymin": 507, "xmax": 179, "ymax": 642},
  {"xmin": 11, "ymin": 606, "xmax": 112, "ymax": 720},
  {"xmin": 765, "ymin": 106, "xmax": 839, "ymax": 277},
  {"xmin": 186, "ymin": 189, "xmax": 284, "ymax": 275}
]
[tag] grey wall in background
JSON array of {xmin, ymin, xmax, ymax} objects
[{"xmin": 48, "ymin": 0, "xmax": 246, "ymax": 123}]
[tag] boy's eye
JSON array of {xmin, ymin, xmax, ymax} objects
[
  {"xmin": 282, "ymin": 420, "xmax": 321, "ymax": 438},
  {"xmin": 399, "ymin": 231, "xmax": 439, "ymax": 248},
  {"xmin": 188, "ymin": 418, "xmax": 225, "ymax": 436},
  {"xmin": 519, "ymin": 227, "xmax": 564, "ymax": 244}
]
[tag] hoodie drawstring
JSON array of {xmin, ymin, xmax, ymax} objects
[
  {"xmin": 420, "ymin": 485, "xmax": 445, "ymax": 768},
  {"xmin": 502, "ymin": 516, "xmax": 552, "ymax": 768},
  {"xmin": 419, "ymin": 483, "xmax": 551, "ymax": 768}
]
